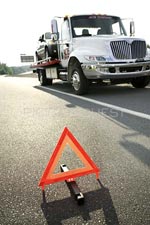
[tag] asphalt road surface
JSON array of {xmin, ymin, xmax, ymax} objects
[{"xmin": 0, "ymin": 75, "xmax": 150, "ymax": 225}]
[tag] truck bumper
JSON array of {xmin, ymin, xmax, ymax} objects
[{"xmin": 81, "ymin": 61, "xmax": 150, "ymax": 79}]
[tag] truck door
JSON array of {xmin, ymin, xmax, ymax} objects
[{"xmin": 60, "ymin": 19, "xmax": 71, "ymax": 67}]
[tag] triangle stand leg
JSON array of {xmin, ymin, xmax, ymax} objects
[{"xmin": 60, "ymin": 164, "xmax": 84, "ymax": 205}]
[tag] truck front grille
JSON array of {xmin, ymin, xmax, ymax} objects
[{"xmin": 110, "ymin": 40, "xmax": 146, "ymax": 59}]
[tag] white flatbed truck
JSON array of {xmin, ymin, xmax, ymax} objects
[{"xmin": 31, "ymin": 14, "xmax": 150, "ymax": 95}]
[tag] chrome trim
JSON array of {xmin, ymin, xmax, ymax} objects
[
  {"xmin": 81, "ymin": 61, "xmax": 150, "ymax": 79},
  {"xmin": 110, "ymin": 40, "xmax": 146, "ymax": 59}
]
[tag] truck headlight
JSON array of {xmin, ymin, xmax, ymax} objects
[{"xmin": 84, "ymin": 55, "xmax": 106, "ymax": 62}]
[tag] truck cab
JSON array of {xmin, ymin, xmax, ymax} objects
[{"xmin": 57, "ymin": 15, "xmax": 128, "ymax": 67}]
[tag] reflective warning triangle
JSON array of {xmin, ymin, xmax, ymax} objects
[{"xmin": 39, "ymin": 127, "xmax": 100, "ymax": 189}]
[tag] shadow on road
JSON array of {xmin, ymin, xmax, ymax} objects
[
  {"xmin": 34, "ymin": 85, "xmax": 150, "ymax": 168},
  {"xmin": 41, "ymin": 180, "xmax": 119, "ymax": 225},
  {"xmin": 105, "ymin": 114, "xmax": 150, "ymax": 167},
  {"xmin": 120, "ymin": 133, "xmax": 150, "ymax": 167}
]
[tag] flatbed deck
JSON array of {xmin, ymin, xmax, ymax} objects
[{"xmin": 30, "ymin": 58, "xmax": 60, "ymax": 69}]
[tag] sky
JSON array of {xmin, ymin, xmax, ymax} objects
[{"xmin": 0, "ymin": 0, "xmax": 150, "ymax": 66}]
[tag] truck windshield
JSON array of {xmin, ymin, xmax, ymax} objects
[{"xmin": 71, "ymin": 15, "xmax": 127, "ymax": 37}]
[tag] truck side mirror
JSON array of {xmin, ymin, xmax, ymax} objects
[
  {"xmin": 51, "ymin": 19, "xmax": 58, "ymax": 33},
  {"xmin": 38, "ymin": 36, "xmax": 42, "ymax": 42},
  {"xmin": 39, "ymin": 34, "xmax": 45, "ymax": 42},
  {"xmin": 130, "ymin": 21, "xmax": 135, "ymax": 36},
  {"xmin": 51, "ymin": 19, "xmax": 60, "ymax": 41}
]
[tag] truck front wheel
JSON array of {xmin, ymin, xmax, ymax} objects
[
  {"xmin": 131, "ymin": 76, "xmax": 150, "ymax": 88},
  {"xmin": 71, "ymin": 63, "xmax": 89, "ymax": 95}
]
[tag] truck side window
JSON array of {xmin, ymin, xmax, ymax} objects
[
  {"xmin": 61, "ymin": 20, "xmax": 71, "ymax": 42},
  {"xmin": 112, "ymin": 21, "xmax": 124, "ymax": 35}
]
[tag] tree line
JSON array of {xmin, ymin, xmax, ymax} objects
[
  {"xmin": 0, "ymin": 63, "xmax": 30, "ymax": 75},
  {"xmin": 0, "ymin": 63, "xmax": 13, "ymax": 75}
]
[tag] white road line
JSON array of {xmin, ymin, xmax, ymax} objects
[{"xmin": 40, "ymin": 86, "xmax": 150, "ymax": 121}]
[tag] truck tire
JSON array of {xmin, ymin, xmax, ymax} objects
[
  {"xmin": 47, "ymin": 79, "xmax": 53, "ymax": 85},
  {"xmin": 39, "ymin": 70, "xmax": 47, "ymax": 86},
  {"xmin": 71, "ymin": 62, "xmax": 89, "ymax": 95},
  {"xmin": 48, "ymin": 44, "xmax": 58, "ymax": 59},
  {"xmin": 131, "ymin": 76, "xmax": 150, "ymax": 88}
]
